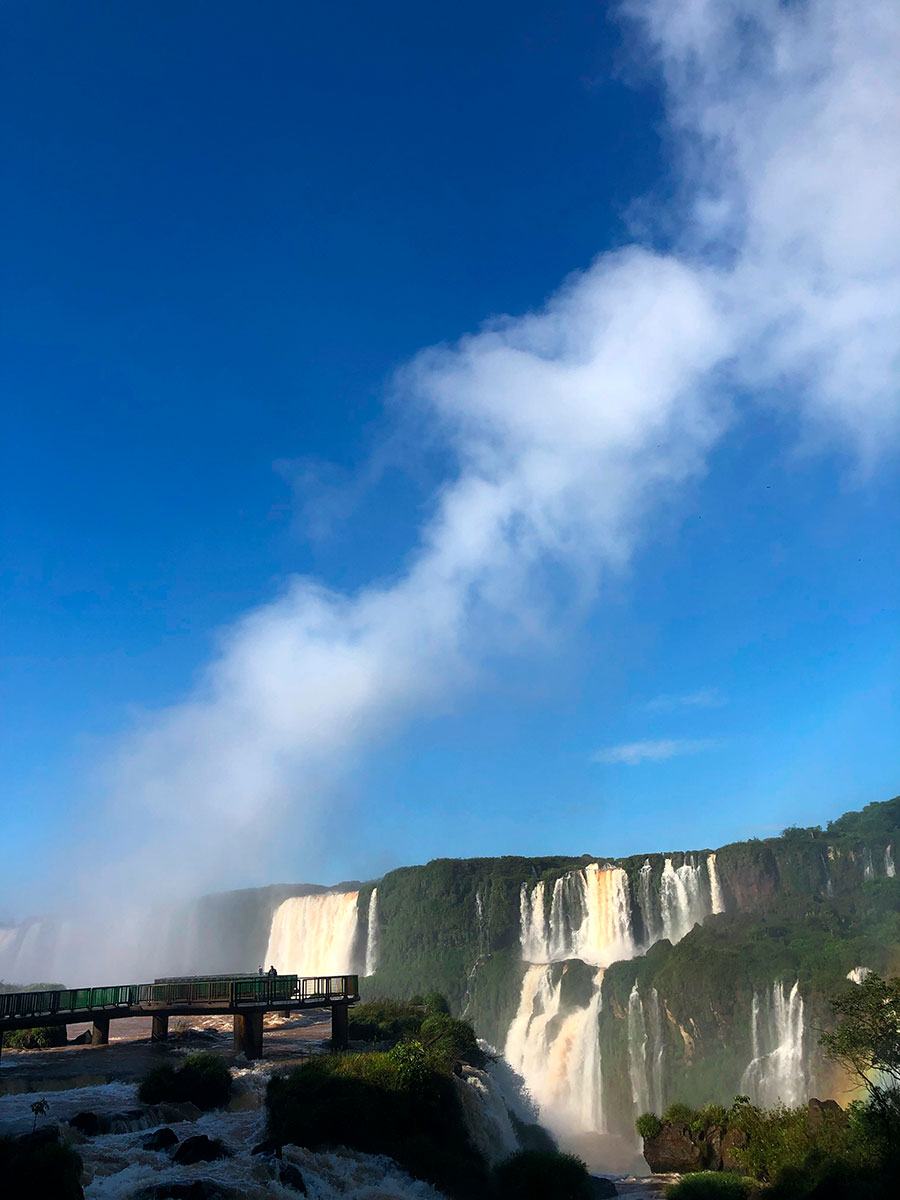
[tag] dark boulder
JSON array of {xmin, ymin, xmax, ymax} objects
[
  {"xmin": 131, "ymin": 1183, "xmax": 236, "ymax": 1200},
  {"xmin": 807, "ymin": 1098, "xmax": 847, "ymax": 1131},
  {"xmin": 588, "ymin": 1176, "xmax": 618, "ymax": 1198},
  {"xmin": 68, "ymin": 1111, "xmax": 101, "ymax": 1136},
  {"xmin": 251, "ymin": 1138, "xmax": 283, "ymax": 1158},
  {"xmin": 171, "ymin": 1134, "xmax": 232, "ymax": 1165},
  {"xmin": 642, "ymin": 1121, "xmax": 705, "ymax": 1173},
  {"xmin": 278, "ymin": 1162, "xmax": 307, "ymax": 1193},
  {"xmin": 141, "ymin": 1126, "xmax": 179, "ymax": 1152},
  {"xmin": 70, "ymin": 1030, "xmax": 92, "ymax": 1045}
]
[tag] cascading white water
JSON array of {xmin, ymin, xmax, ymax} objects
[
  {"xmin": 364, "ymin": 889, "xmax": 379, "ymax": 977},
  {"xmin": 637, "ymin": 860, "xmax": 659, "ymax": 946},
  {"xmin": 707, "ymin": 853, "xmax": 725, "ymax": 914},
  {"xmin": 885, "ymin": 845, "xmax": 896, "ymax": 878},
  {"xmin": 519, "ymin": 865, "xmax": 637, "ymax": 967},
  {"xmin": 504, "ymin": 964, "xmax": 605, "ymax": 1135},
  {"xmin": 265, "ymin": 891, "xmax": 360, "ymax": 976},
  {"xmin": 627, "ymin": 984, "xmax": 665, "ymax": 1117},
  {"xmin": 863, "ymin": 848, "xmax": 875, "ymax": 881},
  {"xmin": 455, "ymin": 1063, "xmax": 520, "ymax": 1166},
  {"xmin": 846, "ymin": 966, "xmax": 872, "ymax": 984},
  {"xmin": 660, "ymin": 856, "xmax": 707, "ymax": 943},
  {"xmin": 741, "ymin": 981, "xmax": 808, "ymax": 1107}
]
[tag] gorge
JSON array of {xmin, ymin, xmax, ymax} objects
[{"xmin": 2, "ymin": 794, "xmax": 898, "ymax": 1164}]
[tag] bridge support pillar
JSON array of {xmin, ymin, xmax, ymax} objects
[
  {"xmin": 151, "ymin": 1015, "xmax": 169, "ymax": 1042},
  {"xmin": 91, "ymin": 1017, "xmax": 110, "ymax": 1046},
  {"xmin": 331, "ymin": 1003, "xmax": 349, "ymax": 1051},
  {"xmin": 233, "ymin": 1011, "xmax": 264, "ymax": 1060}
]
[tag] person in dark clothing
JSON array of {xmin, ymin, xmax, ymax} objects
[{"xmin": 267, "ymin": 965, "xmax": 277, "ymax": 977}]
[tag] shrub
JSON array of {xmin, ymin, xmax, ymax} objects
[
  {"xmin": 2, "ymin": 1026, "xmax": 67, "ymax": 1050},
  {"xmin": 266, "ymin": 1049, "xmax": 489, "ymax": 1198},
  {"xmin": 493, "ymin": 1150, "xmax": 593, "ymax": 1200},
  {"xmin": 138, "ymin": 1050, "xmax": 231, "ymax": 1110},
  {"xmin": 420, "ymin": 1013, "xmax": 483, "ymax": 1070},
  {"xmin": 422, "ymin": 991, "xmax": 450, "ymax": 1015},
  {"xmin": 0, "ymin": 1132, "xmax": 83, "ymax": 1200},
  {"xmin": 665, "ymin": 1172, "xmax": 754, "ymax": 1199},
  {"xmin": 663, "ymin": 1101, "xmax": 699, "ymax": 1125},
  {"xmin": 347, "ymin": 998, "xmax": 423, "ymax": 1043},
  {"xmin": 636, "ymin": 1112, "xmax": 663, "ymax": 1140},
  {"xmin": 729, "ymin": 1101, "xmax": 847, "ymax": 1182}
]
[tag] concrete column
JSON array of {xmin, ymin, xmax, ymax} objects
[
  {"xmin": 91, "ymin": 1017, "xmax": 110, "ymax": 1046},
  {"xmin": 233, "ymin": 1011, "xmax": 264, "ymax": 1060},
  {"xmin": 331, "ymin": 1003, "xmax": 349, "ymax": 1051},
  {"xmin": 151, "ymin": 1015, "xmax": 169, "ymax": 1042}
]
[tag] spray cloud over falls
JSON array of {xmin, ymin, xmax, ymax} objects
[{"xmin": 47, "ymin": 0, "xmax": 899, "ymax": 920}]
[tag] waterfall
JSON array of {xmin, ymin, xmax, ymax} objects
[
  {"xmin": 264, "ymin": 891, "xmax": 361, "ymax": 976},
  {"xmin": 741, "ymin": 981, "xmax": 808, "ymax": 1107},
  {"xmin": 364, "ymin": 889, "xmax": 379, "ymax": 977},
  {"xmin": 519, "ymin": 865, "xmax": 637, "ymax": 967},
  {"xmin": 660, "ymin": 856, "xmax": 707, "ymax": 943},
  {"xmin": 847, "ymin": 966, "xmax": 872, "ymax": 985},
  {"xmin": 707, "ymin": 853, "xmax": 725, "ymax": 914},
  {"xmin": 504, "ymin": 964, "xmax": 605, "ymax": 1136},
  {"xmin": 627, "ymin": 984, "xmax": 665, "ymax": 1117},
  {"xmin": 885, "ymin": 846, "xmax": 896, "ymax": 878},
  {"xmin": 863, "ymin": 848, "xmax": 875, "ymax": 881},
  {"xmin": 638, "ymin": 860, "xmax": 659, "ymax": 946}
]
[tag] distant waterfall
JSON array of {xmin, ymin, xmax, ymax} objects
[
  {"xmin": 364, "ymin": 889, "xmax": 379, "ymax": 977},
  {"xmin": 265, "ymin": 891, "xmax": 360, "ymax": 976},
  {"xmin": 885, "ymin": 846, "xmax": 896, "ymax": 878},
  {"xmin": 863, "ymin": 848, "xmax": 875, "ymax": 881},
  {"xmin": 505, "ymin": 964, "xmax": 605, "ymax": 1135},
  {"xmin": 628, "ymin": 984, "xmax": 665, "ymax": 1117},
  {"xmin": 638, "ymin": 861, "xmax": 659, "ymax": 945},
  {"xmin": 660, "ymin": 856, "xmax": 708, "ymax": 943},
  {"xmin": 707, "ymin": 853, "xmax": 725, "ymax": 914},
  {"xmin": 741, "ymin": 982, "xmax": 809, "ymax": 1107},
  {"xmin": 847, "ymin": 966, "xmax": 872, "ymax": 985},
  {"xmin": 519, "ymin": 865, "xmax": 637, "ymax": 967}
]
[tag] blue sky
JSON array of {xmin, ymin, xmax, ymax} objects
[{"xmin": 2, "ymin": 0, "xmax": 898, "ymax": 905}]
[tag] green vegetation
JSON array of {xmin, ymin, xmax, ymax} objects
[
  {"xmin": 0, "ymin": 1131, "xmax": 83, "ymax": 1200},
  {"xmin": 665, "ymin": 1173, "xmax": 754, "ymax": 1199},
  {"xmin": 138, "ymin": 1050, "xmax": 232, "ymax": 1110},
  {"xmin": 266, "ymin": 1041, "xmax": 489, "ymax": 1198},
  {"xmin": 636, "ymin": 1112, "xmax": 663, "ymax": 1139},
  {"xmin": 492, "ymin": 1149, "xmax": 594, "ymax": 1199},
  {"xmin": 2, "ymin": 1026, "xmax": 67, "ymax": 1049}
]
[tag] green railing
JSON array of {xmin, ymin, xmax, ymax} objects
[{"xmin": 0, "ymin": 974, "xmax": 359, "ymax": 1023}]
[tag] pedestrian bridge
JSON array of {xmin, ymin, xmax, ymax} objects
[{"xmin": 0, "ymin": 973, "xmax": 359, "ymax": 1060}]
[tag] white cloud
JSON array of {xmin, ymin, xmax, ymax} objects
[
  {"xmin": 592, "ymin": 738, "xmax": 718, "ymax": 766},
  {"xmin": 53, "ymin": 1, "xmax": 900, "ymax": 926},
  {"xmin": 644, "ymin": 688, "xmax": 724, "ymax": 713}
]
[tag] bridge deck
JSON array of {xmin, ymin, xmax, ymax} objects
[{"xmin": 0, "ymin": 974, "xmax": 359, "ymax": 1033}]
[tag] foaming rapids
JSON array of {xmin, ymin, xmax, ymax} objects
[
  {"xmin": 265, "ymin": 891, "xmax": 361, "ymax": 976},
  {"xmin": 741, "ymin": 981, "xmax": 809, "ymax": 1107}
]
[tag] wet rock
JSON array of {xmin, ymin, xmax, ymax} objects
[
  {"xmin": 68, "ymin": 1107, "xmax": 165, "ymax": 1136},
  {"xmin": 70, "ymin": 1030, "xmax": 92, "ymax": 1045},
  {"xmin": 807, "ymin": 1098, "xmax": 847, "ymax": 1131},
  {"xmin": 588, "ymin": 1176, "xmax": 618, "ymax": 1197},
  {"xmin": 278, "ymin": 1161, "xmax": 307, "ymax": 1193},
  {"xmin": 159, "ymin": 1100, "xmax": 203, "ymax": 1122},
  {"xmin": 720, "ymin": 1126, "xmax": 748, "ymax": 1170},
  {"xmin": 225, "ymin": 1088, "xmax": 260, "ymax": 1112},
  {"xmin": 251, "ymin": 1138, "xmax": 283, "ymax": 1158},
  {"xmin": 642, "ymin": 1121, "xmax": 705, "ymax": 1173},
  {"xmin": 132, "ymin": 1183, "xmax": 238, "ymax": 1200},
  {"xmin": 141, "ymin": 1126, "xmax": 179, "ymax": 1152},
  {"xmin": 171, "ymin": 1134, "xmax": 232, "ymax": 1165}
]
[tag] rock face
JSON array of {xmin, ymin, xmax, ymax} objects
[
  {"xmin": 642, "ymin": 1121, "xmax": 705, "ymax": 1173},
  {"xmin": 171, "ymin": 1134, "xmax": 232, "ymax": 1166}
]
